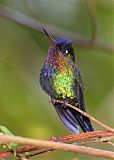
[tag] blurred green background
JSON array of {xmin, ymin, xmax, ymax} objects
[{"xmin": 0, "ymin": 0, "xmax": 114, "ymax": 159}]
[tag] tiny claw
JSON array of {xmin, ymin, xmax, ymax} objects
[{"xmin": 50, "ymin": 137, "xmax": 60, "ymax": 142}]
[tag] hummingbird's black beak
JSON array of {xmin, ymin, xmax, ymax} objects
[{"xmin": 43, "ymin": 28, "xmax": 56, "ymax": 46}]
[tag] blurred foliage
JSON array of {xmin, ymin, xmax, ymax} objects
[{"xmin": 0, "ymin": 0, "xmax": 114, "ymax": 160}]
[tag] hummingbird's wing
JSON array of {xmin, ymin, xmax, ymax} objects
[{"xmin": 74, "ymin": 66, "xmax": 94, "ymax": 132}]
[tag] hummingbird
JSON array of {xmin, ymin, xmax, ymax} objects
[{"xmin": 39, "ymin": 28, "xmax": 94, "ymax": 133}]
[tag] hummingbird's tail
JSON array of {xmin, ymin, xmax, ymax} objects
[
  {"xmin": 72, "ymin": 109, "xmax": 94, "ymax": 132},
  {"xmin": 53, "ymin": 101, "xmax": 94, "ymax": 133},
  {"xmin": 54, "ymin": 102, "xmax": 80, "ymax": 134}
]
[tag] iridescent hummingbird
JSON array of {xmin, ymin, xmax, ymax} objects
[{"xmin": 39, "ymin": 28, "xmax": 94, "ymax": 133}]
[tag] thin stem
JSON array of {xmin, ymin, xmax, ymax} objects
[
  {"xmin": 85, "ymin": 0, "xmax": 98, "ymax": 41},
  {"xmin": 106, "ymin": 141, "xmax": 114, "ymax": 147},
  {"xmin": 25, "ymin": 136, "xmax": 114, "ymax": 158},
  {"xmin": 25, "ymin": 149, "xmax": 53, "ymax": 159},
  {"xmin": 0, "ymin": 134, "xmax": 114, "ymax": 159},
  {"xmin": 0, "ymin": 4, "xmax": 114, "ymax": 53},
  {"xmin": 73, "ymin": 136, "xmax": 114, "ymax": 145},
  {"xmin": 0, "ymin": 130, "xmax": 114, "ymax": 159},
  {"xmin": 17, "ymin": 154, "xmax": 28, "ymax": 160},
  {"xmin": 54, "ymin": 100, "xmax": 114, "ymax": 132}
]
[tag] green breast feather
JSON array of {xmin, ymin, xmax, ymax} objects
[{"xmin": 53, "ymin": 66, "xmax": 75, "ymax": 99}]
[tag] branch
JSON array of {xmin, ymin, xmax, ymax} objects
[
  {"xmin": 30, "ymin": 100, "xmax": 114, "ymax": 158},
  {"xmin": 16, "ymin": 154, "xmax": 28, "ymax": 160},
  {"xmin": 25, "ymin": 135, "xmax": 114, "ymax": 159},
  {"xmin": 107, "ymin": 141, "xmax": 114, "ymax": 147},
  {"xmin": 0, "ymin": 4, "xmax": 114, "ymax": 53},
  {"xmin": 53, "ymin": 100, "xmax": 114, "ymax": 132},
  {"xmin": 0, "ymin": 130, "xmax": 114, "ymax": 159},
  {"xmin": 0, "ymin": 134, "xmax": 114, "ymax": 159},
  {"xmin": 85, "ymin": 0, "xmax": 98, "ymax": 41},
  {"xmin": 0, "ymin": 103, "xmax": 113, "ymax": 159}
]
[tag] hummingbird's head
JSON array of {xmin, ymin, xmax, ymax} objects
[
  {"xmin": 43, "ymin": 28, "xmax": 75, "ymax": 61},
  {"xmin": 54, "ymin": 38, "xmax": 75, "ymax": 61}
]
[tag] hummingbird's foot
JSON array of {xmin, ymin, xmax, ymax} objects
[
  {"xmin": 62, "ymin": 99, "xmax": 69, "ymax": 109},
  {"xmin": 51, "ymin": 98, "xmax": 56, "ymax": 104},
  {"xmin": 50, "ymin": 137, "xmax": 60, "ymax": 142}
]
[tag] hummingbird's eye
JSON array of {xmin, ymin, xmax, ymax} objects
[{"xmin": 65, "ymin": 50, "xmax": 68, "ymax": 54}]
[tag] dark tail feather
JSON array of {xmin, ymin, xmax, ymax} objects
[
  {"xmin": 76, "ymin": 85, "xmax": 94, "ymax": 132},
  {"xmin": 67, "ymin": 102, "xmax": 94, "ymax": 133},
  {"xmin": 53, "ymin": 101, "xmax": 94, "ymax": 133},
  {"xmin": 83, "ymin": 116, "xmax": 94, "ymax": 132},
  {"xmin": 74, "ymin": 113, "xmax": 94, "ymax": 132},
  {"xmin": 54, "ymin": 102, "xmax": 80, "ymax": 134}
]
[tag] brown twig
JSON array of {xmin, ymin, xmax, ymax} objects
[
  {"xmin": 0, "ymin": 4, "xmax": 114, "ymax": 53},
  {"xmin": 73, "ymin": 136, "xmax": 114, "ymax": 145},
  {"xmin": 0, "ymin": 134, "xmax": 114, "ymax": 159},
  {"xmin": 25, "ymin": 148, "xmax": 54, "ymax": 159},
  {"xmin": 0, "ymin": 102, "xmax": 113, "ymax": 159},
  {"xmin": 0, "ymin": 130, "xmax": 114, "ymax": 159},
  {"xmin": 85, "ymin": 0, "xmax": 98, "ymax": 41},
  {"xmin": 25, "ymin": 135, "xmax": 114, "ymax": 158},
  {"xmin": 53, "ymin": 130, "xmax": 114, "ymax": 142},
  {"xmin": 17, "ymin": 154, "xmax": 28, "ymax": 160},
  {"xmin": 107, "ymin": 141, "xmax": 114, "ymax": 147},
  {"xmin": 54, "ymin": 100, "xmax": 114, "ymax": 132}
]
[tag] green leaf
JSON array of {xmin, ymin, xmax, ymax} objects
[{"xmin": 0, "ymin": 125, "xmax": 17, "ymax": 156}]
